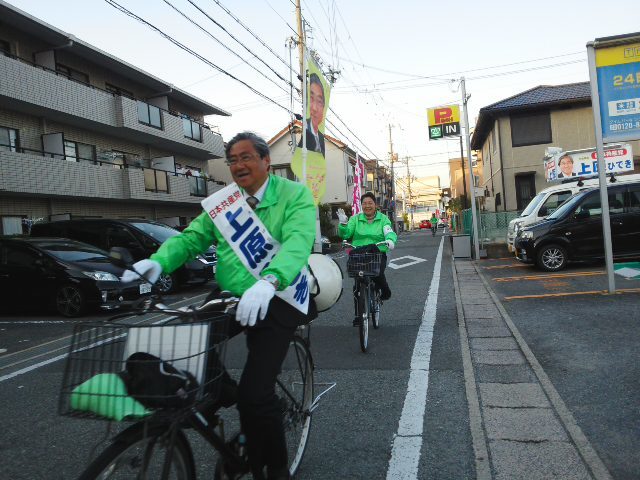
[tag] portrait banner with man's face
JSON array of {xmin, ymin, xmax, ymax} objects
[{"xmin": 292, "ymin": 54, "xmax": 331, "ymax": 205}]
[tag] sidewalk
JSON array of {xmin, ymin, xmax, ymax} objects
[{"xmin": 452, "ymin": 259, "xmax": 613, "ymax": 480}]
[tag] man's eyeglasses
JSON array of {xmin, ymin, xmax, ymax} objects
[{"xmin": 225, "ymin": 153, "xmax": 261, "ymax": 166}]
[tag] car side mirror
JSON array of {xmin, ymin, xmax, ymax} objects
[
  {"xmin": 109, "ymin": 247, "xmax": 134, "ymax": 269},
  {"xmin": 538, "ymin": 206, "xmax": 548, "ymax": 217}
]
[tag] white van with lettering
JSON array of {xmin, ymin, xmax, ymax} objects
[{"xmin": 507, "ymin": 173, "xmax": 640, "ymax": 252}]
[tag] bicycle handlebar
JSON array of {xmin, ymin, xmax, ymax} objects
[{"xmin": 342, "ymin": 240, "xmax": 388, "ymax": 249}]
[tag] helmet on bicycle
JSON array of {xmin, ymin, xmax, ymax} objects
[{"xmin": 307, "ymin": 253, "xmax": 343, "ymax": 312}]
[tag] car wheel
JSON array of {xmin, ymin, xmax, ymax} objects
[
  {"xmin": 156, "ymin": 273, "xmax": 177, "ymax": 294},
  {"xmin": 56, "ymin": 285, "xmax": 86, "ymax": 317},
  {"xmin": 536, "ymin": 244, "xmax": 567, "ymax": 272}
]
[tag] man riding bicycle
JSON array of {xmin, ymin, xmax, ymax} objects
[
  {"xmin": 337, "ymin": 192, "xmax": 397, "ymax": 324},
  {"xmin": 429, "ymin": 212, "xmax": 439, "ymax": 236},
  {"xmin": 121, "ymin": 132, "xmax": 317, "ymax": 480}
]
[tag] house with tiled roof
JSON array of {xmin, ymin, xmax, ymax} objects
[{"xmin": 470, "ymin": 82, "xmax": 640, "ymax": 212}]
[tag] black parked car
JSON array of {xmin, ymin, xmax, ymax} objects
[
  {"xmin": 31, "ymin": 219, "xmax": 216, "ymax": 293},
  {"xmin": 514, "ymin": 181, "xmax": 640, "ymax": 271},
  {"xmin": 0, "ymin": 237, "xmax": 151, "ymax": 317}
]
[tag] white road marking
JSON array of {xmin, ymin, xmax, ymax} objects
[
  {"xmin": 387, "ymin": 255, "xmax": 427, "ymax": 270},
  {"xmin": 386, "ymin": 238, "xmax": 443, "ymax": 480}
]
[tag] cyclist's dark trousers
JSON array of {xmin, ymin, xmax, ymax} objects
[
  {"xmin": 234, "ymin": 296, "xmax": 312, "ymax": 480},
  {"xmin": 373, "ymin": 253, "xmax": 390, "ymax": 299}
]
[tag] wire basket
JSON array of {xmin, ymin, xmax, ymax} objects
[
  {"xmin": 347, "ymin": 251, "xmax": 382, "ymax": 277},
  {"xmin": 59, "ymin": 313, "xmax": 229, "ymax": 421}
]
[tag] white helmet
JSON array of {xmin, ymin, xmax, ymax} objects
[{"xmin": 307, "ymin": 253, "xmax": 343, "ymax": 312}]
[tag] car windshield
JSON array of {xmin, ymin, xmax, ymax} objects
[
  {"xmin": 131, "ymin": 222, "xmax": 179, "ymax": 243},
  {"xmin": 520, "ymin": 192, "xmax": 547, "ymax": 217},
  {"xmin": 546, "ymin": 192, "xmax": 587, "ymax": 220},
  {"xmin": 42, "ymin": 242, "xmax": 108, "ymax": 262}
]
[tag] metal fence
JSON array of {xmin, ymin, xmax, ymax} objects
[{"xmin": 458, "ymin": 209, "xmax": 520, "ymax": 245}]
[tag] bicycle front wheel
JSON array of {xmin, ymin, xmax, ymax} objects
[
  {"xmin": 277, "ymin": 335, "xmax": 314, "ymax": 476},
  {"xmin": 77, "ymin": 422, "xmax": 196, "ymax": 480},
  {"xmin": 359, "ymin": 282, "xmax": 369, "ymax": 352},
  {"xmin": 371, "ymin": 285, "xmax": 381, "ymax": 329}
]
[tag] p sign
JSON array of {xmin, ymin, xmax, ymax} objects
[
  {"xmin": 427, "ymin": 105, "xmax": 461, "ymax": 140},
  {"xmin": 428, "ymin": 105, "xmax": 460, "ymax": 126}
]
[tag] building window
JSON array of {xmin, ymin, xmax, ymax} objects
[
  {"xmin": 55, "ymin": 63, "xmax": 89, "ymax": 84},
  {"xmin": 510, "ymin": 111, "xmax": 551, "ymax": 147},
  {"xmin": 0, "ymin": 39, "xmax": 10, "ymax": 56},
  {"xmin": 105, "ymin": 83, "xmax": 134, "ymax": 99},
  {"xmin": 272, "ymin": 166, "xmax": 296, "ymax": 181},
  {"xmin": 515, "ymin": 173, "xmax": 536, "ymax": 211},
  {"xmin": 0, "ymin": 127, "xmax": 19, "ymax": 152},
  {"xmin": 137, "ymin": 101, "xmax": 163, "ymax": 129},
  {"xmin": 64, "ymin": 140, "xmax": 96, "ymax": 163},
  {"xmin": 182, "ymin": 117, "xmax": 202, "ymax": 142}
]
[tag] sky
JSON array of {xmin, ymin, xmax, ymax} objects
[{"xmin": 6, "ymin": 0, "xmax": 640, "ymax": 190}]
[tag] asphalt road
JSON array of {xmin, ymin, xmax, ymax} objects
[{"xmin": 0, "ymin": 232, "xmax": 637, "ymax": 479}]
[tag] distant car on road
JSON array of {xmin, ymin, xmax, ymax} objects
[
  {"xmin": 0, "ymin": 236, "xmax": 151, "ymax": 317},
  {"xmin": 31, "ymin": 219, "xmax": 216, "ymax": 294},
  {"xmin": 419, "ymin": 220, "xmax": 432, "ymax": 229}
]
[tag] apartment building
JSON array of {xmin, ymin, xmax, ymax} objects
[{"xmin": 0, "ymin": 1, "xmax": 230, "ymax": 234}]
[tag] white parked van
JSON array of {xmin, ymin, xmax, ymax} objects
[{"xmin": 507, "ymin": 173, "xmax": 640, "ymax": 251}]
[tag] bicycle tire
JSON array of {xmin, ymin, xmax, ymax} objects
[
  {"xmin": 77, "ymin": 422, "xmax": 196, "ymax": 480},
  {"xmin": 277, "ymin": 335, "xmax": 314, "ymax": 476},
  {"xmin": 359, "ymin": 282, "xmax": 369, "ymax": 353},
  {"xmin": 371, "ymin": 285, "xmax": 380, "ymax": 330}
]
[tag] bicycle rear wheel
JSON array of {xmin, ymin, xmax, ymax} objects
[
  {"xmin": 77, "ymin": 422, "xmax": 195, "ymax": 480},
  {"xmin": 277, "ymin": 335, "xmax": 314, "ymax": 476},
  {"xmin": 359, "ymin": 282, "xmax": 369, "ymax": 353}
]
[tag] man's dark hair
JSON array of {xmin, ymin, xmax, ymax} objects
[
  {"xmin": 225, "ymin": 131, "xmax": 270, "ymax": 159},
  {"xmin": 360, "ymin": 192, "xmax": 376, "ymax": 204},
  {"xmin": 309, "ymin": 73, "xmax": 324, "ymax": 100}
]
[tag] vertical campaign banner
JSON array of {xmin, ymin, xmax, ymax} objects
[
  {"xmin": 352, "ymin": 154, "xmax": 362, "ymax": 214},
  {"xmin": 595, "ymin": 41, "xmax": 640, "ymax": 142},
  {"xmin": 292, "ymin": 55, "xmax": 332, "ymax": 204}
]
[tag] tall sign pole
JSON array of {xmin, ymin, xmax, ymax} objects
[
  {"xmin": 587, "ymin": 32, "xmax": 640, "ymax": 293},
  {"xmin": 461, "ymin": 77, "xmax": 481, "ymax": 260}
]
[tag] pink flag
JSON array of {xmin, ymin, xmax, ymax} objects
[{"xmin": 352, "ymin": 155, "xmax": 362, "ymax": 214}]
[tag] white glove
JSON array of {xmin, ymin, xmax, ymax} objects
[
  {"xmin": 337, "ymin": 208, "xmax": 348, "ymax": 224},
  {"xmin": 121, "ymin": 259, "xmax": 163, "ymax": 284},
  {"xmin": 385, "ymin": 240, "xmax": 395, "ymax": 250},
  {"xmin": 236, "ymin": 280, "xmax": 276, "ymax": 327}
]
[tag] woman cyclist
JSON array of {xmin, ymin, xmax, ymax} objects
[{"xmin": 337, "ymin": 193, "xmax": 397, "ymax": 323}]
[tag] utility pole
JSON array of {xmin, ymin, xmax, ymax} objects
[
  {"xmin": 459, "ymin": 135, "xmax": 468, "ymax": 208},
  {"xmin": 461, "ymin": 77, "xmax": 480, "ymax": 260},
  {"xmin": 406, "ymin": 157, "xmax": 414, "ymax": 230},
  {"xmin": 295, "ymin": 0, "xmax": 304, "ymax": 78},
  {"xmin": 389, "ymin": 124, "xmax": 397, "ymax": 232}
]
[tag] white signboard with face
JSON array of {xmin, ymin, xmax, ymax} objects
[{"xmin": 544, "ymin": 143, "xmax": 633, "ymax": 181}]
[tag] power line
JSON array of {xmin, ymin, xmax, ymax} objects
[
  {"xmin": 210, "ymin": 0, "xmax": 296, "ymax": 70},
  {"xmin": 104, "ymin": 0, "xmax": 295, "ymax": 115},
  {"xmin": 183, "ymin": 0, "xmax": 294, "ymax": 90},
  {"xmin": 162, "ymin": 0, "xmax": 292, "ymax": 95},
  {"xmin": 318, "ymin": 50, "xmax": 586, "ymax": 81},
  {"xmin": 261, "ymin": 0, "xmax": 298, "ymax": 35}
]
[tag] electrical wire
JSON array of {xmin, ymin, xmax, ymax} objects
[
  {"xmin": 162, "ymin": 0, "xmax": 292, "ymax": 95},
  {"xmin": 184, "ymin": 0, "xmax": 294, "ymax": 90},
  {"xmin": 104, "ymin": 0, "xmax": 295, "ymax": 115}
]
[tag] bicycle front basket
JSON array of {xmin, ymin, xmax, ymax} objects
[
  {"xmin": 59, "ymin": 313, "xmax": 229, "ymax": 421},
  {"xmin": 346, "ymin": 252, "xmax": 382, "ymax": 277}
]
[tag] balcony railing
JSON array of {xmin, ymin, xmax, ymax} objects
[
  {"xmin": 0, "ymin": 143, "xmax": 223, "ymax": 198},
  {"xmin": 0, "ymin": 54, "xmax": 222, "ymax": 150}
]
